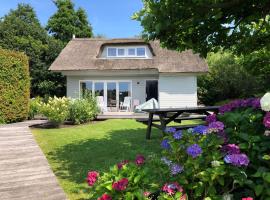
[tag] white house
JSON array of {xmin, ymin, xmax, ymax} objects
[{"xmin": 49, "ymin": 38, "xmax": 208, "ymax": 112}]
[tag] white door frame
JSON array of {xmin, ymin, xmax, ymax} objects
[{"xmin": 79, "ymin": 80, "xmax": 132, "ymax": 112}]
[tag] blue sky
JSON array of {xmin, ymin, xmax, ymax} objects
[{"xmin": 0, "ymin": 0, "xmax": 144, "ymax": 38}]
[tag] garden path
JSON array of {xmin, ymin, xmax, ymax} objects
[{"xmin": 0, "ymin": 120, "xmax": 67, "ymax": 200}]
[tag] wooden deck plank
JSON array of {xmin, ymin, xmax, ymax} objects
[{"xmin": 0, "ymin": 120, "xmax": 66, "ymax": 200}]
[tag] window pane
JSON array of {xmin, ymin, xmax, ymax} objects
[
  {"xmin": 107, "ymin": 82, "xmax": 117, "ymax": 108},
  {"xmin": 128, "ymin": 48, "xmax": 136, "ymax": 56},
  {"xmin": 118, "ymin": 48, "xmax": 125, "ymax": 56},
  {"xmin": 137, "ymin": 48, "xmax": 146, "ymax": 56},
  {"xmin": 94, "ymin": 82, "xmax": 104, "ymax": 96},
  {"xmin": 108, "ymin": 48, "xmax": 116, "ymax": 56},
  {"xmin": 119, "ymin": 82, "xmax": 131, "ymax": 107},
  {"xmin": 80, "ymin": 81, "xmax": 92, "ymax": 98}
]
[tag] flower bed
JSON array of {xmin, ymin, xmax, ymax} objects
[{"xmin": 86, "ymin": 94, "xmax": 270, "ymax": 200}]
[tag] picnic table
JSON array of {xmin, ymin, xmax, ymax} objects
[{"xmin": 141, "ymin": 106, "xmax": 220, "ymax": 139}]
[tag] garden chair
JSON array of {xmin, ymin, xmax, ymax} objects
[
  {"xmin": 120, "ymin": 96, "xmax": 132, "ymax": 112},
  {"xmin": 97, "ymin": 96, "xmax": 106, "ymax": 113}
]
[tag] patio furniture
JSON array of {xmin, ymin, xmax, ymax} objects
[
  {"xmin": 120, "ymin": 96, "xmax": 132, "ymax": 112},
  {"xmin": 97, "ymin": 96, "xmax": 106, "ymax": 113},
  {"xmin": 141, "ymin": 106, "xmax": 220, "ymax": 139},
  {"xmin": 133, "ymin": 99, "xmax": 140, "ymax": 110}
]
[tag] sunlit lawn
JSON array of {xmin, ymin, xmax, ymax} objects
[{"xmin": 32, "ymin": 119, "xmax": 202, "ymax": 200}]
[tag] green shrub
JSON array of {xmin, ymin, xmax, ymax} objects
[
  {"xmin": 198, "ymin": 51, "xmax": 258, "ymax": 105},
  {"xmin": 0, "ymin": 48, "xmax": 30, "ymax": 123},
  {"xmin": 28, "ymin": 97, "xmax": 42, "ymax": 119},
  {"xmin": 39, "ymin": 96, "xmax": 69, "ymax": 127},
  {"xmin": 69, "ymin": 97, "xmax": 98, "ymax": 125}
]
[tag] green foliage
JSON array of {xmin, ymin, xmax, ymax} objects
[
  {"xmin": 89, "ymin": 156, "xmax": 186, "ymax": 200},
  {"xmin": 47, "ymin": 0, "xmax": 93, "ymax": 42},
  {"xmin": 68, "ymin": 97, "xmax": 99, "ymax": 125},
  {"xmin": 198, "ymin": 51, "xmax": 258, "ymax": 105},
  {"xmin": 239, "ymin": 48, "xmax": 270, "ymax": 94},
  {"xmin": 0, "ymin": 48, "xmax": 30, "ymax": 123},
  {"xmin": 28, "ymin": 97, "xmax": 42, "ymax": 119},
  {"xmin": 218, "ymin": 107, "xmax": 270, "ymax": 199},
  {"xmin": 0, "ymin": 3, "xmax": 66, "ymax": 97},
  {"xmin": 134, "ymin": 1, "xmax": 270, "ymax": 57},
  {"xmin": 38, "ymin": 96, "xmax": 70, "ymax": 127},
  {"xmin": 161, "ymin": 130, "xmax": 229, "ymax": 199},
  {"xmin": 32, "ymin": 119, "xmax": 162, "ymax": 200}
]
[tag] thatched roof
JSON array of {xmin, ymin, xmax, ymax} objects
[{"xmin": 49, "ymin": 38, "xmax": 208, "ymax": 73}]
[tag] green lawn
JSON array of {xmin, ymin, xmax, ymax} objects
[
  {"xmin": 32, "ymin": 118, "xmax": 202, "ymax": 199},
  {"xmin": 32, "ymin": 119, "xmax": 163, "ymax": 200}
]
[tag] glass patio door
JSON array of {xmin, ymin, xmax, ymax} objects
[
  {"xmin": 107, "ymin": 82, "xmax": 117, "ymax": 112},
  {"xmin": 119, "ymin": 82, "xmax": 131, "ymax": 111}
]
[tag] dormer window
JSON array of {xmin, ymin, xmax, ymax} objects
[
  {"xmin": 106, "ymin": 47, "xmax": 147, "ymax": 58},
  {"xmin": 128, "ymin": 48, "xmax": 136, "ymax": 56},
  {"xmin": 108, "ymin": 48, "xmax": 117, "ymax": 57},
  {"xmin": 117, "ymin": 48, "xmax": 125, "ymax": 56},
  {"xmin": 137, "ymin": 48, "xmax": 146, "ymax": 57}
]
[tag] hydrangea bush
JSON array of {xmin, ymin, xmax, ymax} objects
[
  {"xmin": 87, "ymin": 94, "xmax": 270, "ymax": 200},
  {"xmin": 38, "ymin": 96, "xmax": 70, "ymax": 127},
  {"xmin": 87, "ymin": 155, "xmax": 187, "ymax": 199}
]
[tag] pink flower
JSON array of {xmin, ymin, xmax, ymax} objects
[
  {"xmin": 242, "ymin": 197, "xmax": 253, "ymax": 200},
  {"xmin": 263, "ymin": 112, "xmax": 270, "ymax": 128},
  {"xmin": 87, "ymin": 171, "xmax": 99, "ymax": 186},
  {"xmin": 162, "ymin": 182, "xmax": 183, "ymax": 195},
  {"xmin": 144, "ymin": 191, "xmax": 151, "ymax": 197},
  {"xmin": 98, "ymin": 194, "xmax": 112, "ymax": 200},
  {"xmin": 112, "ymin": 178, "xmax": 129, "ymax": 191},
  {"xmin": 135, "ymin": 154, "xmax": 145, "ymax": 166},
  {"xmin": 117, "ymin": 160, "xmax": 129, "ymax": 169},
  {"xmin": 180, "ymin": 194, "xmax": 187, "ymax": 200}
]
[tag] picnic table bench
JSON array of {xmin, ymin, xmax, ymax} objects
[{"xmin": 140, "ymin": 106, "xmax": 220, "ymax": 139}]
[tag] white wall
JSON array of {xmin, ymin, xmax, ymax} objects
[{"xmin": 159, "ymin": 75, "xmax": 197, "ymax": 108}]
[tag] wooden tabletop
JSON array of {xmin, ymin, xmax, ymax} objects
[{"xmin": 142, "ymin": 106, "xmax": 220, "ymax": 114}]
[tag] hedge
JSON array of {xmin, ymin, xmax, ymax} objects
[{"xmin": 0, "ymin": 48, "xmax": 30, "ymax": 123}]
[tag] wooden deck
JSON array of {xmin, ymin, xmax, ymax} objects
[
  {"xmin": 0, "ymin": 120, "xmax": 66, "ymax": 200},
  {"xmin": 97, "ymin": 112, "xmax": 149, "ymax": 119}
]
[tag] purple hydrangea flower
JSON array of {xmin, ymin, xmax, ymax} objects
[
  {"xmin": 161, "ymin": 157, "xmax": 172, "ymax": 166},
  {"xmin": 165, "ymin": 127, "xmax": 176, "ymax": 134},
  {"xmin": 224, "ymin": 153, "xmax": 250, "ymax": 167},
  {"xmin": 173, "ymin": 130, "xmax": 183, "ymax": 140},
  {"xmin": 206, "ymin": 114, "xmax": 217, "ymax": 124},
  {"xmin": 208, "ymin": 121, "xmax": 225, "ymax": 133},
  {"xmin": 219, "ymin": 98, "xmax": 261, "ymax": 114},
  {"xmin": 161, "ymin": 139, "xmax": 171, "ymax": 150},
  {"xmin": 186, "ymin": 144, "xmax": 203, "ymax": 158},
  {"xmin": 221, "ymin": 144, "xmax": 240, "ymax": 154},
  {"xmin": 219, "ymin": 104, "xmax": 233, "ymax": 114},
  {"xmin": 170, "ymin": 163, "xmax": 184, "ymax": 175},
  {"xmin": 217, "ymin": 130, "xmax": 228, "ymax": 143},
  {"xmin": 192, "ymin": 125, "xmax": 208, "ymax": 135},
  {"xmin": 263, "ymin": 112, "xmax": 270, "ymax": 128},
  {"xmin": 251, "ymin": 98, "xmax": 261, "ymax": 109}
]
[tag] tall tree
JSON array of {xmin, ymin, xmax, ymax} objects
[
  {"xmin": 134, "ymin": 0, "xmax": 270, "ymax": 57},
  {"xmin": 0, "ymin": 4, "xmax": 66, "ymax": 97},
  {"xmin": 47, "ymin": 0, "xmax": 93, "ymax": 43}
]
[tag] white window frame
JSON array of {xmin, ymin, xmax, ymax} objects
[
  {"xmin": 127, "ymin": 48, "xmax": 136, "ymax": 57},
  {"xmin": 107, "ymin": 47, "xmax": 117, "ymax": 57},
  {"xmin": 79, "ymin": 80, "xmax": 133, "ymax": 111},
  {"xmin": 117, "ymin": 48, "xmax": 125, "ymax": 56},
  {"xmin": 136, "ymin": 47, "xmax": 146, "ymax": 57},
  {"xmin": 107, "ymin": 46, "xmax": 147, "ymax": 58}
]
